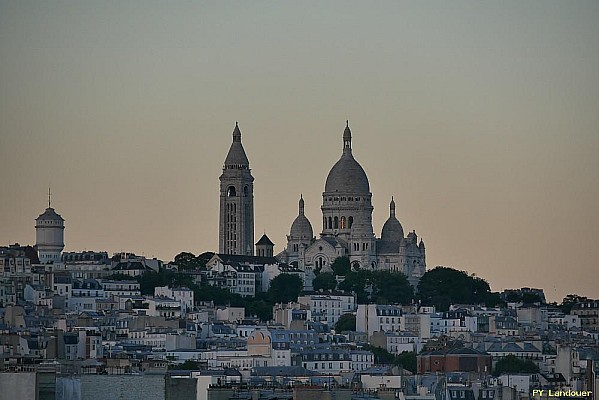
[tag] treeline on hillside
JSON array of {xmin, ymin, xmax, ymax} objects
[
  {"xmin": 314, "ymin": 257, "xmax": 501, "ymax": 310},
  {"xmin": 106, "ymin": 261, "xmax": 303, "ymax": 321},
  {"xmin": 417, "ymin": 266, "xmax": 501, "ymax": 311},
  {"xmin": 106, "ymin": 253, "xmax": 509, "ymax": 319}
]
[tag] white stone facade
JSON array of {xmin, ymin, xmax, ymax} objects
[{"xmin": 277, "ymin": 124, "xmax": 426, "ymax": 287}]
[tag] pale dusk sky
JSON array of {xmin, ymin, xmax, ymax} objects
[{"xmin": 1, "ymin": 1, "xmax": 598, "ymax": 302}]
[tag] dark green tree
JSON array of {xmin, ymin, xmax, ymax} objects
[
  {"xmin": 246, "ymin": 299, "xmax": 273, "ymax": 321},
  {"xmin": 195, "ymin": 252, "xmax": 214, "ymax": 270},
  {"xmin": 313, "ymin": 272, "xmax": 337, "ymax": 291},
  {"xmin": 559, "ymin": 294, "xmax": 588, "ymax": 314},
  {"xmin": 173, "ymin": 251, "xmax": 212, "ymax": 271},
  {"xmin": 137, "ymin": 270, "xmax": 195, "ymax": 295},
  {"xmin": 268, "ymin": 274, "xmax": 303, "ymax": 303},
  {"xmin": 334, "ymin": 314, "xmax": 356, "ymax": 332},
  {"xmin": 173, "ymin": 252, "xmax": 197, "ymax": 270},
  {"xmin": 417, "ymin": 266, "xmax": 499, "ymax": 311},
  {"xmin": 493, "ymin": 355, "xmax": 539, "ymax": 376},
  {"xmin": 193, "ymin": 285, "xmax": 244, "ymax": 307},
  {"xmin": 337, "ymin": 270, "xmax": 370, "ymax": 303},
  {"xmin": 331, "ymin": 256, "xmax": 351, "ymax": 276},
  {"xmin": 363, "ymin": 344, "xmax": 397, "ymax": 364},
  {"xmin": 521, "ymin": 292, "xmax": 542, "ymax": 304},
  {"xmin": 362, "ymin": 346, "xmax": 417, "ymax": 373},
  {"xmin": 370, "ymin": 271, "xmax": 414, "ymax": 304},
  {"xmin": 396, "ymin": 351, "xmax": 417, "ymax": 374},
  {"xmin": 337, "ymin": 270, "xmax": 413, "ymax": 304},
  {"xmin": 169, "ymin": 360, "xmax": 201, "ymax": 370}
]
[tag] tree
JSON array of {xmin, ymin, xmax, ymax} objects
[
  {"xmin": 337, "ymin": 270, "xmax": 370, "ymax": 303},
  {"xmin": 369, "ymin": 271, "xmax": 413, "ymax": 304},
  {"xmin": 363, "ymin": 344, "xmax": 396, "ymax": 364},
  {"xmin": 417, "ymin": 266, "xmax": 499, "ymax": 311},
  {"xmin": 312, "ymin": 272, "xmax": 337, "ymax": 291},
  {"xmin": 268, "ymin": 274, "xmax": 303, "ymax": 303},
  {"xmin": 334, "ymin": 314, "xmax": 356, "ymax": 332},
  {"xmin": 396, "ymin": 351, "xmax": 417, "ymax": 374},
  {"xmin": 337, "ymin": 270, "xmax": 414, "ymax": 304},
  {"xmin": 169, "ymin": 360, "xmax": 201, "ymax": 370},
  {"xmin": 193, "ymin": 285, "xmax": 244, "ymax": 307},
  {"xmin": 559, "ymin": 294, "xmax": 588, "ymax": 314},
  {"xmin": 173, "ymin": 252, "xmax": 197, "ymax": 270},
  {"xmin": 331, "ymin": 256, "xmax": 351, "ymax": 276},
  {"xmin": 246, "ymin": 298, "xmax": 273, "ymax": 321},
  {"xmin": 493, "ymin": 355, "xmax": 539, "ymax": 376},
  {"xmin": 173, "ymin": 251, "xmax": 212, "ymax": 271},
  {"xmin": 362, "ymin": 345, "xmax": 417, "ymax": 374}
]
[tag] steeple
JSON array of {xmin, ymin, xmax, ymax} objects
[
  {"xmin": 390, "ymin": 196, "xmax": 396, "ymax": 218},
  {"xmin": 233, "ymin": 121, "xmax": 241, "ymax": 142},
  {"xmin": 48, "ymin": 187, "xmax": 52, "ymax": 208},
  {"xmin": 343, "ymin": 120, "xmax": 352, "ymax": 152},
  {"xmin": 299, "ymin": 194, "xmax": 305, "ymax": 216},
  {"xmin": 224, "ymin": 122, "xmax": 250, "ymax": 167}
]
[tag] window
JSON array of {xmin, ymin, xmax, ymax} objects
[
  {"xmin": 334, "ymin": 216, "xmax": 338, "ymax": 229},
  {"xmin": 340, "ymin": 216, "xmax": 346, "ymax": 229}
]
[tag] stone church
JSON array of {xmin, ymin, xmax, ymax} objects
[
  {"xmin": 217, "ymin": 122, "xmax": 426, "ymax": 287},
  {"xmin": 276, "ymin": 122, "xmax": 426, "ymax": 287}
]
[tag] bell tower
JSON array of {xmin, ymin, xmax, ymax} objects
[{"xmin": 218, "ymin": 123, "xmax": 255, "ymax": 255}]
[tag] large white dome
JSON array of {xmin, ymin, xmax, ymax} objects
[{"xmin": 324, "ymin": 124, "xmax": 370, "ymax": 194}]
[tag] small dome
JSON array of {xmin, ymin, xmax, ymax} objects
[
  {"xmin": 291, "ymin": 215, "xmax": 313, "ymax": 239},
  {"xmin": 36, "ymin": 207, "xmax": 64, "ymax": 222},
  {"xmin": 381, "ymin": 217, "xmax": 404, "ymax": 243},
  {"xmin": 290, "ymin": 195, "xmax": 313, "ymax": 239},
  {"xmin": 324, "ymin": 123, "xmax": 370, "ymax": 194},
  {"xmin": 381, "ymin": 197, "xmax": 403, "ymax": 242}
]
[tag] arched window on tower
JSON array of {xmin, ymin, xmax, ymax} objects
[
  {"xmin": 328, "ymin": 217, "xmax": 332, "ymax": 229},
  {"xmin": 227, "ymin": 186, "xmax": 236, "ymax": 197},
  {"xmin": 243, "ymin": 186, "xmax": 248, "ymax": 196},
  {"xmin": 334, "ymin": 217, "xmax": 339, "ymax": 229},
  {"xmin": 348, "ymin": 216, "xmax": 353, "ymax": 228},
  {"xmin": 340, "ymin": 216, "xmax": 346, "ymax": 229}
]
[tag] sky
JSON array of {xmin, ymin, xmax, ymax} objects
[{"xmin": 1, "ymin": 1, "xmax": 598, "ymax": 303}]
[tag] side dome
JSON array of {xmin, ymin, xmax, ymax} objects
[
  {"xmin": 290, "ymin": 195, "xmax": 313, "ymax": 239},
  {"xmin": 324, "ymin": 123, "xmax": 370, "ymax": 193},
  {"xmin": 381, "ymin": 218, "xmax": 403, "ymax": 242},
  {"xmin": 291, "ymin": 216, "xmax": 313, "ymax": 239},
  {"xmin": 381, "ymin": 197, "xmax": 404, "ymax": 242}
]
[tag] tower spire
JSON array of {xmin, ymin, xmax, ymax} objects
[
  {"xmin": 48, "ymin": 187, "xmax": 51, "ymax": 208},
  {"xmin": 390, "ymin": 196, "xmax": 396, "ymax": 218},
  {"xmin": 299, "ymin": 194, "xmax": 305, "ymax": 216},
  {"xmin": 343, "ymin": 121, "xmax": 352, "ymax": 151},
  {"xmin": 232, "ymin": 121, "xmax": 242, "ymax": 143}
]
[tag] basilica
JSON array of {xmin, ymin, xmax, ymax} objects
[{"xmin": 218, "ymin": 122, "xmax": 426, "ymax": 287}]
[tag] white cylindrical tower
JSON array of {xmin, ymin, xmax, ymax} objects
[{"xmin": 35, "ymin": 194, "xmax": 65, "ymax": 264}]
